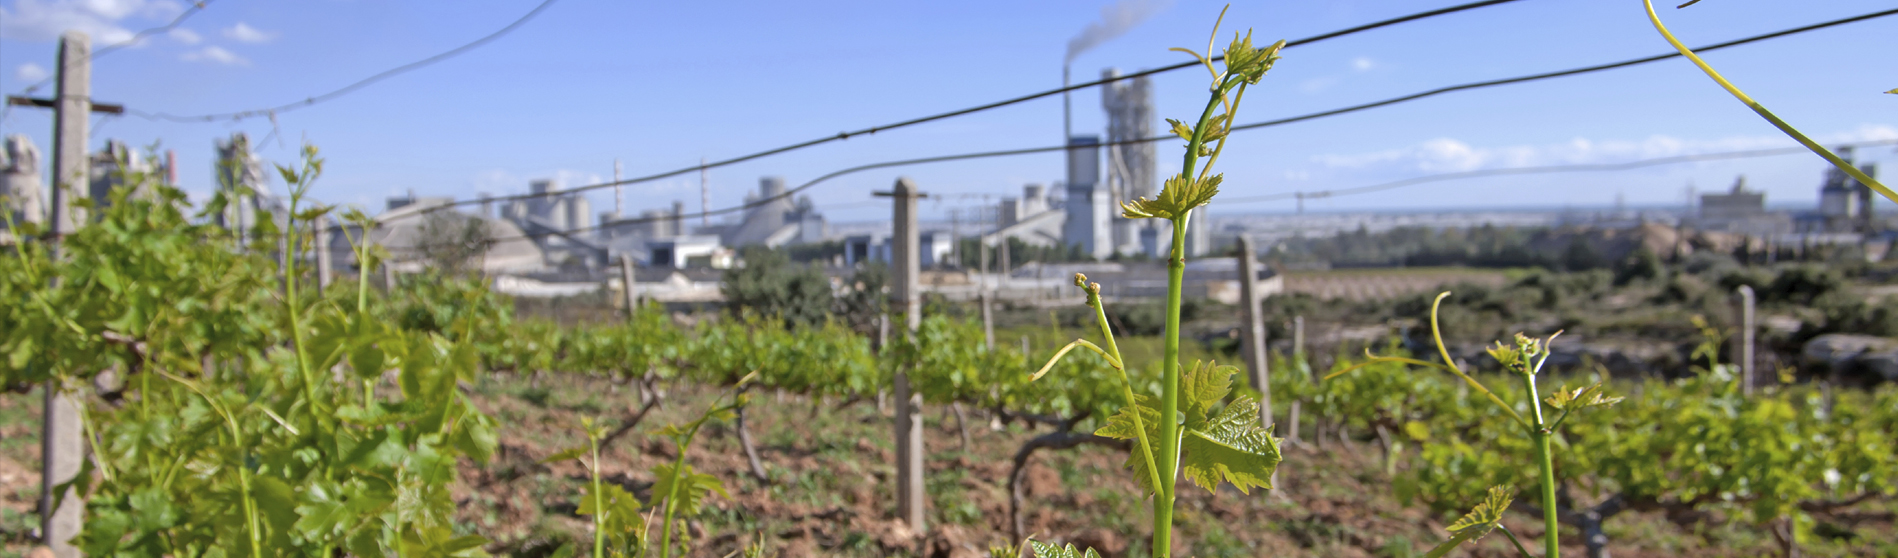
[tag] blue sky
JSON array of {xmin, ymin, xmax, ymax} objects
[{"xmin": 1, "ymin": 0, "xmax": 1894, "ymax": 225}]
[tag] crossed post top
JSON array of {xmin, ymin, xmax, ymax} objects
[{"xmin": 872, "ymin": 177, "xmax": 928, "ymax": 199}]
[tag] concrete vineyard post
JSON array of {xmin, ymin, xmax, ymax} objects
[
  {"xmin": 1296, "ymin": 314, "xmax": 1315, "ymax": 447},
  {"xmin": 315, "ymin": 220, "xmax": 332, "ymax": 294},
  {"xmin": 1237, "ymin": 236, "xmax": 1278, "ymax": 493},
  {"xmin": 620, "ymin": 256, "xmax": 638, "ymax": 321},
  {"xmin": 1293, "ymin": 315, "xmax": 1305, "ymax": 359},
  {"xmin": 882, "ymin": 177, "xmax": 927, "ymax": 532},
  {"xmin": 43, "ymin": 30, "xmax": 91, "ymax": 558},
  {"xmin": 1237, "ymin": 236, "xmax": 1271, "ymax": 428},
  {"xmin": 1286, "ymin": 314, "xmax": 1304, "ymax": 444},
  {"xmin": 980, "ymin": 240, "xmax": 994, "ymax": 349},
  {"xmin": 1736, "ymin": 285, "xmax": 1756, "ymax": 397}
]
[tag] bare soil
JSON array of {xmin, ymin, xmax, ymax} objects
[{"xmin": 1, "ymin": 372, "xmax": 1893, "ymax": 557}]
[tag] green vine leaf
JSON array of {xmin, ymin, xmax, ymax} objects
[
  {"xmin": 1180, "ymin": 395, "xmax": 1281, "ymax": 494},
  {"xmin": 1424, "ymin": 485, "xmax": 1514, "ymax": 558},
  {"xmin": 1165, "ymin": 118, "xmax": 1195, "ymax": 142},
  {"xmin": 1095, "ymin": 393, "xmax": 1163, "ymax": 496},
  {"xmin": 1121, "ymin": 174, "xmax": 1222, "ymax": 220},
  {"xmin": 576, "ymin": 482, "xmax": 646, "ymax": 537},
  {"xmin": 1222, "ymin": 33, "xmax": 1285, "ymax": 84},
  {"xmin": 539, "ymin": 447, "xmax": 587, "ymax": 464},
  {"xmin": 653, "ymin": 462, "xmax": 728, "ymax": 517},
  {"xmin": 1027, "ymin": 540, "xmax": 1104, "ymax": 558},
  {"xmin": 1181, "ymin": 360, "xmax": 1236, "ymax": 428},
  {"xmin": 1544, "ymin": 383, "xmax": 1622, "ymax": 411},
  {"xmin": 399, "ymin": 524, "xmax": 490, "ymax": 558}
]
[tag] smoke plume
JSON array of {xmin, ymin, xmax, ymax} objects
[{"xmin": 1065, "ymin": 0, "xmax": 1174, "ymax": 63}]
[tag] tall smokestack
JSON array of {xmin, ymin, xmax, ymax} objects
[
  {"xmin": 1063, "ymin": 65, "xmax": 1072, "ymax": 143},
  {"xmin": 1063, "ymin": 0, "xmax": 1171, "ymax": 145},
  {"xmin": 672, "ymin": 200, "xmax": 686, "ymax": 236}
]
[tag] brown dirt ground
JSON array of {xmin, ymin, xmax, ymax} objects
[{"xmin": 1, "ymin": 373, "xmax": 1893, "ymax": 557}]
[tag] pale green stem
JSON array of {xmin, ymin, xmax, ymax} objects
[
  {"xmin": 659, "ymin": 434, "xmax": 690, "ymax": 558},
  {"xmin": 1644, "ymin": 0, "xmax": 1896, "ymax": 204},
  {"xmin": 1085, "ymin": 289, "xmax": 1164, "ymax": 496},
  {"xmin": 1426, "ymin": 293, "xmax": 1528, "ymax": 428},
  {"xmin": 592, "ymin": 433, "xmax": 607, "ymax": 558},
  {"xmin": 1521, "ymin": 371, "xmax": 1558, "ymax": 558},
  {"xmin": 238, "ymin": 456, "xmax": 262, "ymax": 558},
  {"xmin": 73, "ymin": 393, "xmax": 113, "ymax": 483},
  {"xmin": 1154, "ymin": 217, "xmax": 1188, "ymax": 558},
  {"xmin": 1498, "ymin": 524, "xmax": 1533, "ymax": 558},
  {"xmin": 1196, "ymin": 81, "xmax": 1247, "ymax": 185},
  {"xmin": 284, "ymin": 194, "xmax": 323, "ymax": 433},
  {"xmin": 159, "ymin": 371, "xmax": 260, "ymax": 558}
]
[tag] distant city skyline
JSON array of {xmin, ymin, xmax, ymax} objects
[{"xmin": 1, "ymin": 0, "xmax": 1892, "ymax": 224}]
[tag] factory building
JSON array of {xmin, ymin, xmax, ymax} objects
[
  {"xmin": 1102, "ymin": 68, "xmax": 1165, "ymax": 258},
  {"xmin": 1692, "ymin": 176, "xmax": 1791, "ymax": 237},
  {"xmin": 1786, "ymin": 146, "xmax": 1883, "ymax": 234},
  {"xmin": 1063, "ymin": 135, "xmax": 1112, "ymax": 259},
  {"xmin": 0, "ymin": 135, "xmax": 43, "ymax": 235},
  {"xmin": 718, "ymin": 176, "xmax": 829, "ymax": 248}
]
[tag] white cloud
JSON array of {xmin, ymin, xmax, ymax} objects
[
  {"xmin": 1351, "ymin": 56, "xmax": 1374, "ymax": 71},
  {"xmin": 14, "ymin": 63, "xmax": 50, "ymax": 83},
  {"xmin": 550, "ymin": 169, "xmax": 606, "ymax": 189},
  {"xmin": 0, "ymin": 0, "xmax": 183, "ymax": 44},
  {"xmin": 1298, "ymin": 76, "xmax": 1338, "ymax": 95},
  {"xmin": 222, "ymin": 22, "xmax": 276, "ymax": 43},
  {"xmin": 167, "ymin": 27, "xmax": 199, "ymax": 44},
  {"xmin": 182, "ymin": 45, "xmax": 247, "ymax": 66},
  {"xmin": 1310, "ymin": 126, "xmax": 1898, "ymax": 174}
]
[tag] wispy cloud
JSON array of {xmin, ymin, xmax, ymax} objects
[
  {"xmin": 1299, "ymin": 76, "xmax": 1339, "ymax": 95},
  {"xmin": 182, "ymin": 45, "xmax": 248, "ymax": 66},
  {"xmin": 1066, "ymin": 0, "xmax": 1175, "ymax": 62},
  {"xmin": 0, "ymin": 0, "xmax": 183, "ymax": 44},
  {"xmin": 14, "ymin": 63, "xmax": 50, "ymax": 83},
  {"xmin": 1311, "ymin": 125, "xmax": 1898, "ymax": 174},
  {"xmin": 168, "ymin": 27, "xmax": 199, "ymax": 44},
  {"xmin": 222, "ymin": 22, "xmax": 276, "ymax": 43},
  {"xmin": 1351, "ymin": 56, "xmax": 1375, "ymax": 72}
]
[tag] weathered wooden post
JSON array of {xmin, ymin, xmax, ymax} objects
[
  {"xmin": 877, "ymin": 177, "xmax": 927, "ymax": 533},
  {"xmin": 1238, "ymin": 236, "xmax": 1280, "ymax": 493},
  {"xmin": 999, "ymin": 238, "xmax": 1011, "ymax": 283},
  {"xmin": 619, "ymin": 255, "xmax": 638, "ymax": 321},
  {"xmin": 43, "ymin": 30, "xmax": 91, "ymax": 558},
  {"xmin": 980, "ymin": 239, "xmax": 995, "ymax": 349},
  {"xmin": 1735, "ymin": 285, "xmax": 1756, "ymax": 397},
  {"xmin": 1294, "ymin": 315, "xmax": 1305, "ymax": 359},
  {"xmin": 1286, "ymin": 314, "xmax": 1305, "ymax": 445},
  {"xmin": 1297, "ymin": 315, "xmax": 1319, "ymax": 447},
  {"xmin": 314, "ymin": 219, "xmax": 332, "ymax": 294},
  {"xmin": 1237, "ymin": 236, "xmax": 1272, "ymax": 428}
]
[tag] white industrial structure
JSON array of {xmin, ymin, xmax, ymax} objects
[
  {"xmin": 717, "ymin": 176, "xmax": 829, "ymax": 248},
  {"xmin": 0, "ymin": 135, "xmax": 44, "ymax": 235}
]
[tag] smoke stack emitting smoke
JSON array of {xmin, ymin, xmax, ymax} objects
[
  {"xmin": 1064, "ymin": 0, "xmax": 1173, "ymax": 141},
  {"xmin": 1065, "ymin": 0, "xmax": 1175, "ymax": 62}
]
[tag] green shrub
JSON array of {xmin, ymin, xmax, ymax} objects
[{"xmin": 721, "ymin": 246, "xmax": 833, "ymax": 329}]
